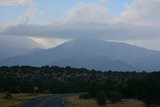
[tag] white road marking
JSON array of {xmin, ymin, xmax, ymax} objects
[
  {"xmin": 37, "ymin": 96, "xmax": 55, "ymax": 107},
  {"xmin": 62, "ymin": 97, "xmax": 67, "ymax": 107}
]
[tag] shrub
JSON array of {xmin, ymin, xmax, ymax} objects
[
  {"xmin": 96, "ymin": 91, "xmax": 106, "ymax": 105},
  {"xmin": 108, "ymin": 90, "xmax": 122, "ymax": 103},
  {"xmin": 4, "ymin": 92, "xmax": 13, "ymax": 99},
  {"xmin": 79, "ymin": 93, "xmax": 90, "ymax": 99}
]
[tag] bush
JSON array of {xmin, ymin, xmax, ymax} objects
[
  {"xmin": 108, "ymin": 91, "xmax": 122, "ymax": 103},
  {"xmin": 79, "ymin": 93, "xmax": 90, "ymax": 99},
  {"xmin": 96, "ymin": 91, "xmax": 106, "ymax": 105},
  {"xmin": 4, "ymin": 92, "xmax": 13, "ymax": 99}
]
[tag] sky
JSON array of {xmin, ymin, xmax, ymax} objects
[{"xmin": 0, "ymin": 0, "xmax": 160, "ymax": 50}]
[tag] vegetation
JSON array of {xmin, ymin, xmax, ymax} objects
[
  {"xmin": 0, "ymin": 93, "xmax": 49, "ymax": 107},
  {"xmin": 108, "ymin": 91, "xmax": 122, "ymax": 103},
  {"xmin": 66, "ymin": 95, "xmax": 145, "ymax": 107},
  {"xmin": 0, "ymin": 66, "xmax": 160, "ymax": 106},
  {"xmin": 96, "ymin": 91, "xmax": 106, "ymax": 105},
  {"xmin": 4, "ymin": 92, "xmax": 13, "ymax": 99},
  {"xmin": 79, "ymin": 93, "xmax": 90, "ymax": 99}
]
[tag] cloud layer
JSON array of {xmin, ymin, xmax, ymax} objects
[
  {"xmin": 1, "ymin": 0, "xmax": 160, "ymax": 49},
  {"xmin": 0, "ymin": 0, "xmax": 28, "ymax": 6},
  {"xmin": 120, "ymin": 0, "xmax": 160, "ymax": 26},
  {"xmin": 21, "ymin": 2, "xmax": 36, "ymax": 23},
  {"xmin": 2, "ymin": 23, "xmax": 159, "ymax": 40}
]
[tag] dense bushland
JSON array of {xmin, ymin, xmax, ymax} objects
[{"xmin": 0, "ymin": 66, "xmax": 160, "ymax": 106}]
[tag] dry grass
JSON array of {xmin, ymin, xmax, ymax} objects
[
  {"xmin": 0, "ymin": 93, "xmax": 49, "ymax": 107},
  {"xmin": 66, "ymin": 95, "xmax": 145, "ymax": 107}
]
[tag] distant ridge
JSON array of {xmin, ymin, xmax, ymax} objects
[{"xmin": 0, "ymin": 39, "xmax": 160, "ymax": 71}]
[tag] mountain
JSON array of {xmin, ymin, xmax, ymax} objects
[
  {"xmin": 0, "ymin": 39, "xmax": 160, "ymax": 71},
  {"xmin": 0, "ymin": 46, "xmax": 41, "ymax": 60},
  {"xmin": 52, "ymin": 55, "xmax": 135, "ymax": 71}
]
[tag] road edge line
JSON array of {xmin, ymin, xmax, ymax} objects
[{"xmin": 62, "ymin": 97, "xmax": 67, "ymax": 107}]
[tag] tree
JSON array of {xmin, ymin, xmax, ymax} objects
[
  {"xmin": 96, "ymin": 91, "xmax": 106, "ymax": 106},
  {"xmin": 108, "ymin": 90, "xmax": 122, "ymax": 103},
  {"xmin": 79, "ymin": 93, "xmax": 90, "ymax": 99},
  {"xmin": 4, "ymin": 92, "xmax": 13, "ymax": 99},
  {"xmin": 135, "ymin": 74, "xmax": 160, "ymax": 107},
  {"xmin": 34, "ymin": 87, "xmax": 39, "ymax": 93}
]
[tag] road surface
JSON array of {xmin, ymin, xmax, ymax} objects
[{"xmin": 18, "ymin": 94, "xmax": 76, "ymax": 107}]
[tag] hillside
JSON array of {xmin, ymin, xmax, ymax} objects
[{"xmin": 0, "ymin": 39, "xmax": 160, "ymax": 71}]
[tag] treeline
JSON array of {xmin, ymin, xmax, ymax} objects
[{"xmin": 0, "ymin": 66, "xmax": 160, "ymax": 106}]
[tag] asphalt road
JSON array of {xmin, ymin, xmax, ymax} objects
[{"xmin": 18, "ymin": 94, "xmax": 76, "ymax": 107}]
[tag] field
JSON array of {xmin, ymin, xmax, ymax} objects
[
  {"xmin": 66, "ymin": 95, "xmax": 145, "ymax": 107},
  {"xmin": 0, "ymin": 93, "xmax": 49, "ymax": 107}
]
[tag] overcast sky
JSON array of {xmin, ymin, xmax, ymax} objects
[{"xmin": 0, "ymin": 0, "xmax": 160, "ymax": 50}]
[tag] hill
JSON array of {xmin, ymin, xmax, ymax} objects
[{"xmin": 0, "ymin": 39, "xmax": 160, "ymax": 71}]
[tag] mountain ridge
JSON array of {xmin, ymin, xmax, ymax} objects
[{"xmin": 0, "ymin": 39, "xmax": 160, "ymax": 71}]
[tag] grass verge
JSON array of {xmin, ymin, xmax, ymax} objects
[
  {"xmin": 65, "ymin": 95, "xmax": 145, "ymax": 107},
  {"xmin": 0, "ymin": 93, "xmax": 50, "ymax": 107}
]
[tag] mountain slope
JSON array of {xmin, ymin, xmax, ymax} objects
[
  {"xmin": 0, "ymin": 39, "xmax": 160, "ymax": 71},
  {"xmin": 0, "ymin": 46, "xmax": 41, "ymax": 60},
  {"xmin": 51, "ymin": 55, "xmax": 136, "ymax": 71}
]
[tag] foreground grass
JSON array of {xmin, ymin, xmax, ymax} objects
[
  {"xmin": 0, "ymin": 93, "xmax": 50, "ymax": 107},
  {"xmin": 66, "ymin": 95, "xmax": 145, "ymax": 107}
]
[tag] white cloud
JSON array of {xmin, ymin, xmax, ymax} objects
[
  {"xmin": 124, "ymin": 38, "xmax": 160, "ymax": 51},
  {"xmin": 1, "ymin": 0, "xmax": 160, "ymax": 50},
  {"xmin": 67, "ymin": 3, "xmax": 114, "ymax": 24},
  {"xmin": 0, "ymin": 34, "xmax": 68, "ymax": 49},
  {"xmin": 28, "ymin": 37, "xmax": 69, "ymax": 48},
  {"xmin": 0, "ymin": 26, "xmax": 4, "ymax": 32},
  {"xmin": 0, "ymin": 0, "xmax": 28, "ymax": 6},
  {"xmin": 107, "ymin": 38, "xmax": 160, "ymax": 51},
  {"xmin": 21, "ymin": 3, "xmax": 36, "ymax": 23},
  {"xmin": 0, "ymin": 35, "xmax": 36, "ymax": 48},
  {"xmin": 0, "ymin": 24, "xmax": 8, "ymax": 32},
  {"xmin": 0, "ymin": 0, "xmax": 36, "ymax": 24},
  {"xmin": 120, "ymin": 0, "xmax": 160, "ymax": 26}
]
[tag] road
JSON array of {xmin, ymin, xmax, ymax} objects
[{"xmin": 18, "ymin": 94, "xmax": 76, "ymax": 107}]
